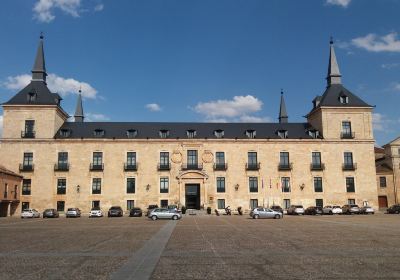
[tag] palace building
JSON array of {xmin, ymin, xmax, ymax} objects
[{"xmin": 0, "ymin": 35, "xmax": 378, "ymax": 214}]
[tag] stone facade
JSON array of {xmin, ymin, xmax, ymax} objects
[{"xmin": 0, "ymin": 166, "xmax": 22, "ymax": 216}]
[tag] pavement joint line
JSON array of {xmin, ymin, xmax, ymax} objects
[
  {"xmin": 110, "ymin": 220, "xmax": 176, "ymax": 280},
  {"xmin": 0, "ymin": 219, "xmax": 45, "ymax": 226}
]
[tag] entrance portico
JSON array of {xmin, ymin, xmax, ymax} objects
[{"xmin": 176, "ymin": 170, "xmax": 209, "ymax": 210}]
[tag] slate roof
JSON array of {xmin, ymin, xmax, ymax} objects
[
  {"xmin": 318, "ymin": 84, "xmax": 372, "ymax": 108},
  {"xmin": 55, "ymin": 122, "xmax": 319, "ymax": 140},
  {"xmin": 375, "ymin": 158, "xmax": 393, "ymax": 173},
  {"xmin": 0, "ymin": 165, "xmax": 23, "ymax": 178}
]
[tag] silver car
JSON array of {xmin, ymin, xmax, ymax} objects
[
  {"xmin": 148, "ymin": 208, "xmax": 182, "ymax": 220},
  {"xmin": 287, "ymin": 205, "xmax": 305, "ymax": 215},
  {"xmin": 250, "ymin": 207, "xmax": 283, "ymax": 219},
  {"xmin": 21, "ymin": 209, "xmax": 40, "ymax": 218}
]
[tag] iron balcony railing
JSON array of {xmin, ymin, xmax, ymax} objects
[
  {"xmin": 21, "ymin": 131, "xmax": 36, "ymax": 138},
  {"xmin": 90, "ymin": 163, "xmax": 104, "ymax": 171},
  {"xmin": 341, "ymin": 132, "xmax": 355, "ymax": 139},
  {"xmin": 181, "ymin": 163, "xmax": 203, "ymax": 171},
  {"xmin": 310, "ymin": 163, "xmax": 325, "ymax": 171},
  {"xmin": 213, "ymin": 163, "xmax": 228, "ymax": 171},
  {"xmin": 19, "ymin": 164, "xmax": 34, "ymax": 172},
  {"xmin": 342, "ymin": 163, "xmax": 357, "ymax": 171},
  {"xmin": 124, "ymin": 163, "xmax": 138, "ymax": 171},
  {"xmin": 54, "ymin": 163, "xmax": 69, "ymax": 171},
  {"xmin": 158, "ymin": 163, "xmax": 171, "ymax": 171},
  {"xmin": 278, "ymin": 163, "xmax": 293, "ymax": 171},
  {"xmin": 246, "ymin": 163, "xmax": 260, "ymax": 171}
]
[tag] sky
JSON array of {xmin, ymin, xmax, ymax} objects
[{"xmin": 0, "ymin": 0, "xmax": 400, "ymax": 145}]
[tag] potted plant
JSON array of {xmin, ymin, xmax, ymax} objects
[
  {"xmin": 181, "ymin": 205, "xmax": 187, "ymax": 214},
  {"xmin": 207, "ymin": 207, "xmax": 212, "ymax": 214}
]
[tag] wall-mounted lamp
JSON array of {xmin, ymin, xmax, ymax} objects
[
  {"xmin": 76, "ymin": 185, "xmax": 80, "ymax": 193},
  {"xmin": 300, "ymin": 183, "xmax": 305, "ymax": 191},
  {"xmin": 146, "ymin": 184, "xmax": 151, "ymax": 191},
  {"xmin": 234, "ymin": 184, "xmax": 239, "ymax": 191}
]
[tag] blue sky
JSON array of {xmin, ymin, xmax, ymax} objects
[{"xmin": 0, "ymin": 0, "xmax": 400, "ymax": 145}]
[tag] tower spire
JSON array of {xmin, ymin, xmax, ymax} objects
[
  {"xmin": 278, "ymin": 89, "xmax": 288, "ymax": 124},
  {"xmin": 74, "ymin": 89, "xmax": 84, "ymax": 122},
  {"xmin": 31, "ymin": 32, "xmax": 47, "ymax": 83},
  {"xmin": 326, "ymin": 37, "xmax": 342, "ymax": 86}
]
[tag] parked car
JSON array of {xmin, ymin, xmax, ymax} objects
[
  {"xmin": 148, "ymin": 208, "xmax": 182, "ymax": 220},
  {"xmin": 108, "ymin": 206, "xmax": 123, "ymax": 217},
  {"xmin": 249, "ymin": 207, "xmax": 283, "ymax": 219},
  {"xmin": 342, "ymin": 204, "xmax": 360, "ymax": 215},
  {"xmin": 43, "ymin": 209, "xmax": 59, "ymax": 218},
  {"xmin": 387, "ymin": 204, "xmax": 400, "ymax": 214},
  {"xmin": 21, "ymin": 209, "xmax": 40, "ymax": 219},
  {"xmin": 167, "ymin": 205, "xmax": 181, "ymax": 213},
  {"xmin": 270, "ymin": 205, "xmax": 284, "ymax": 214},
  {"xmin": 129, "ymin": 207, "xmax": 143, "ymax": 217},
  {"xmin": 359, "ymin": 206, "xmax": 374, "ymax": 215},
  {"xmin": 322, "ymin": 205, "xmax": 343, "ymax": 215},
  {"xmin": 287, "ymin": 205, "xmax": 305, "ymax": 215},
  {"xmin": 146, "ymin": 204, "xmax": 159, "ymax": 216},
  {"xmin": 66, "ymin": 208, "xmax": 81, "ymax": 218},
  {"xmin": 305, "ymin": 206, "xmax": 323, "ymax": 215},
  {"xmin": 89, "ymin": 207, "xmax": 103, "ymax": 218}
]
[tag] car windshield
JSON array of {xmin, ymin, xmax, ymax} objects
[
  {"xmin": 333, "ymin": 206, "xmax": 340, "ymax": 209},
  {"xmin": 295, "ymin": 206, "xmax": 303, "ymax": 208},
  {"xmin": 110, "ymin": 207, "xmax": 120, "ymax": 210},
  {"xmin": 91, "ymin": 207, "xmax": 100, "ymax": 211},
  {"xmin": 67, "ymin": 208, "xmax": 76, "ymax": 211}
]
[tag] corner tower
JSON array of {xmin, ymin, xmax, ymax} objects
[{"xmin": 1, "ymin": 34, "xmax": 69, "ymax": 139}]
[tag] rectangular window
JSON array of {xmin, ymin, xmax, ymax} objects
[
  {"xmin": 58, "ymin": 152, "xmax": 68, "ymax": 165},
  {"xmin": 344, "ymin": 152, "xmax": 353, "ymax": 166},
  {"xmin": 248, "ymin": 152, "xmax": 257, "ymax": 165},
  {"xmin": 161, "ymin": 199, "xmax": 168, "ymax": 208},
  {"xmin": 217, "ymin": 199, "xmax": 225, "ymax": 209},
  {"xmin": 57, "ymin": 178, "xmax": 66, "ymax": 195},
  {"xmin": 127, "ymin": 178, "xmax": 135, "ymax": 194},
  {"xmin": 187, "ymin": 150, "xmax": 198, "ymax": 166},
  {"xmin": 346, "ymin": 177, "xmax": 355, "ymax": 193},
  {"xmin": 249, "ymin": 177, "xmax": 258, "ymax": 192},
  {"xmin": 216, "ymin": 152, "xmax": 225, "ymax": 164},
  {"xmin": 127, "ymin": 152, "xmax": 136, "ymax": 166},
  {"xmin": 57, "ymin": 201, "xmax": 65, "ymax": 212},
  {"xmin": 25, "ymin": 120, "xmax": 35, "ymax": 133},
  {"xmin": 160, "ymin": 177, "xmax": 169, "ymax": 193},
  {"xmin": 92, "ymin": 200, "xmax": 100, "ymax": 209},
  {"xmin": 127, "ymin": 200, "xmax": 135, "ymax": 210},
  {"xmin": 348, "ymin": 199, "xmax": 355, "ymax": 205},
  {"xmin": 93, "ymin": 152, "xmax": 103, "ymax": 165},
  {"xmin": 216, "ymin": 177, "xmax": 225, "ymax": 193},
  {"xmin": 342, "ymin": 121, "xmax": 352, "ymax": 134},
  {"xmin": 160, "ymin": 152, "xmax": 169, "ymax": 166},
  {"xmin": 14, "ymin": 185, "xmax": 18, "ymax": 199},
  {"xmin": 22, "ymin": 202, "xmax": 30, "ymax": 210},
  {"xmin": 92, "ymin": 178, "xmax": 101, "ymax": 194},
  {"xmin": 280, "ymin": 152, "xmax": 290, "ymax": 166},
  {"xmin": 283, "ymin": 199, "xmax": 291, "ymax": 209},
  {"xmin": 281, "ymin": 177, "xmax": 290, "ymax": 192},
  {"xmin": 314, "ymin": 177, "xmax": 323, "ymax": 192},
  {"xmin": 316, "ymin": 199, "xmax": 323, "ymax": 208},
  {"xmin": 312, "ymin": 152, "xmax": 321, "ymax": 166},
  {"xmin": 22, "ymin": 179, "xmax": 31, "ymax": 195},
  {"xmin": 250, "ymin": 199, "xmax": 258, "ymax": 210},
  {"xmin": 379, "ymin": 176, "xmax": 387, "ymax": 188},
  {"xmin": 23, "ymin": 153, "xmax": 33, "ymax": 167}
]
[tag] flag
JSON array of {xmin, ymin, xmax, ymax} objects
[
  {"xmin": 269, "ymin": 178, "xmax": 272, "ymax": 189},
  {"xmin": 262, "ymin": 179, "xmax": 264, "ymax": 189}
]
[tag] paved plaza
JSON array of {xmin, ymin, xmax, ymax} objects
[{"xmin": 0, "ymin": 214, "xmax": 400, "ymax": 279}]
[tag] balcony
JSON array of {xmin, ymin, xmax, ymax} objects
[
  {"xmin": 246, "ymin": 163, "xmax": 260, "ymax": 171},
  {"xmin": 181, "ymin": 163, "xmax": 203, "ymax": 171},
  {"xmin": 278, "ymin": 163, "xmax": 293, "ymax": 171},
  {"xmin": 54, "ymin": 163, "xmax": 69, "ymax": 172},
  {"xmin": 158, "ymin": 163, "xmax": 171, "ymax": 171},
  {"xmin": 90, "ymin": 163, "xmax": 104, "ymax": 171},
  {"xmin": 341, "ymin": 132, "xmax": 355, "ymax": 139},
  {"xmin": 310, "ymin": 163, "xmax": 325, "ymax": 171},
  {"xmin": 342, "ymin": 163, "xmax": 357, "ymax": 171},
  {"xmin": 19, "ymin": 164, "xmax": 34, "ymax": 172},
  {"xmin": 124, "ymin": 163, "xmax": 138, "ymax": 171},
  {"xmin": 213, "ymin": 163, "xmax": 228, "ymax": 171},
  {"xmin": 21, "ymin": 131, "xmax": 36, "ymax": 138}
]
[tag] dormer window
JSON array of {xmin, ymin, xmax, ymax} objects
[
  {"xmin": 126, "ymin": 129, "xmax": 138, "ymax": 138},
  {"xmin": 59, "ymin": 129, "xmax": 71, "ymax": 137},
  {"xmin": 339, "ymin": 95, "xmax": 348, "ymax": 104},
  {"xmin": 159, "ymin": 130, "xmax": 169, "ymax": 139},
  {"xmin": 214, "ymin": 129, "xmax": 224, "ymax": 138},
  {"xmin": 312, "ymin": 96, "xmax": 321, "ymax": 109},
  {"xmin": 186, "ymin": 130, "xmax": 196, "ymax": 139},
  {"xmin": 277, "ymin": 130, "xmax": 288, "ymax": 139},
  {"xmin": 245, "ymin": 130, "xmax": 256, "ymax": 139},
  {"xmin": 308, "ymin": 129, "xmax": 320, "ymax": 139},
  {"xmin": 93, "ymin": 129, "xmax": 105, "ymax": 137},
  {"xmin": 27, "ymin": 92, "xmax": 37, "ymax": 102}
]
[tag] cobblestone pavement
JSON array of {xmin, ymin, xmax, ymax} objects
[{"xmin": 1, "ymin": 214, "xmax": 399, "ymax": 279}]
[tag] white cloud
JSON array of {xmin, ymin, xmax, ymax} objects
[
  {"xmin": 372, "ymin": 113, "xmax": 396, "ymax": 132},
  {"xmin": 85, "ymin": 113, "xmax": 109, "ymax": 121},
  {"xmin": 238, "ymin": 115, "xmax": 273, "ymax": 123},
  {"xmin": 33, "ymin": 0, "xmax": 81, "ymax": 23},
  {"xmin": 3, "ymin": 73, "xmax": 97, "ymax": 99},
  {"xmin": 0, "ymin": 115, "xmax": 3, "ymax": 137},
  {"xmin": 352, "ymin": 32, "xmax": 400, "ymax": 53},
  {"xmin": 145, "ymin": 103, "xmax": 162, "ymax": 112},
  {"xmin": 382, "ymin": 63, "xmax": 400, "ymax": 69},
  {"xmin": 326, "ymin": 0, "xmax": 351, "ymax": 8},
  {"xmin": 394, "ymin": 83, "xmax": 400, "ymax": 91},
  {"xmin": 94, "ymin": 4, "xmax": 104, "ymax": 12}
]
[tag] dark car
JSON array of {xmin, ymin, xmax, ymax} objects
[
  {"xmin": 270, "ymin": 205, "xmax": 283, "ymax": 214},
  {"xmin": 43, "ymin": 209, "xmax": 59, "ymax": 218},
  {"xmin": 146, "ymin": 204, "xmax": 159, "ymax": 216},
  {"xmin": 387, "ymin": 204, "xmax": 400, "ymax": 214},
  {"xmin": 108, "ymin": 206, "xmax": 123, "ymax": 217},
  {"xmin": 129, "ymin": 207, "xmax": 143, "ymax": 217},
  {"xmin": 305, "ymin": 206, "xmax": 323, "ymax": 215}
]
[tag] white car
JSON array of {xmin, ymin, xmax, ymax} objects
[
  {"xmin": 21, "ymin": 209, "xmax": 40, "ymax": 218},
  {"xmin": 322, "ymin": 205, "xmax": 343, "ymax": 215},
  {"xmin": 89, "ymin": 208, "xmax": 103, "ymax": 218},
  {"xmin": 287, "ymin": 205, "xmax": 305, "ymax": 215}
]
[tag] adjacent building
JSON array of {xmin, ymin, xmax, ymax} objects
[
  {"xmin": 0, "ymin": 165, "xmax": 22, "ymax": 216},
  {"xmin": 0, "ymin": 35, "xmax": 378, "ymax": 214}
]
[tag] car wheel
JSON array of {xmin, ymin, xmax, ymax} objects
[
  {"xmin": 254, "ymin": 214, "xmax": 259, "ymax": 219},
  {"xmin": 329, "ymin": 211, "xmax": 333, "ymax": 215},
  {"xmin": 172, "ymin": 215, "xmax": 178, "ymax": 220},
  {"xmin": 151, "ymin": 215, "xmax": 157, "ymax": 221},
  {"xmin": 395, "ymin": 211, "xmax": 399, "ymax": 214},
  {"xmin": 274, "ymin": 214, "xmax": 280, "ymax": 219}
]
